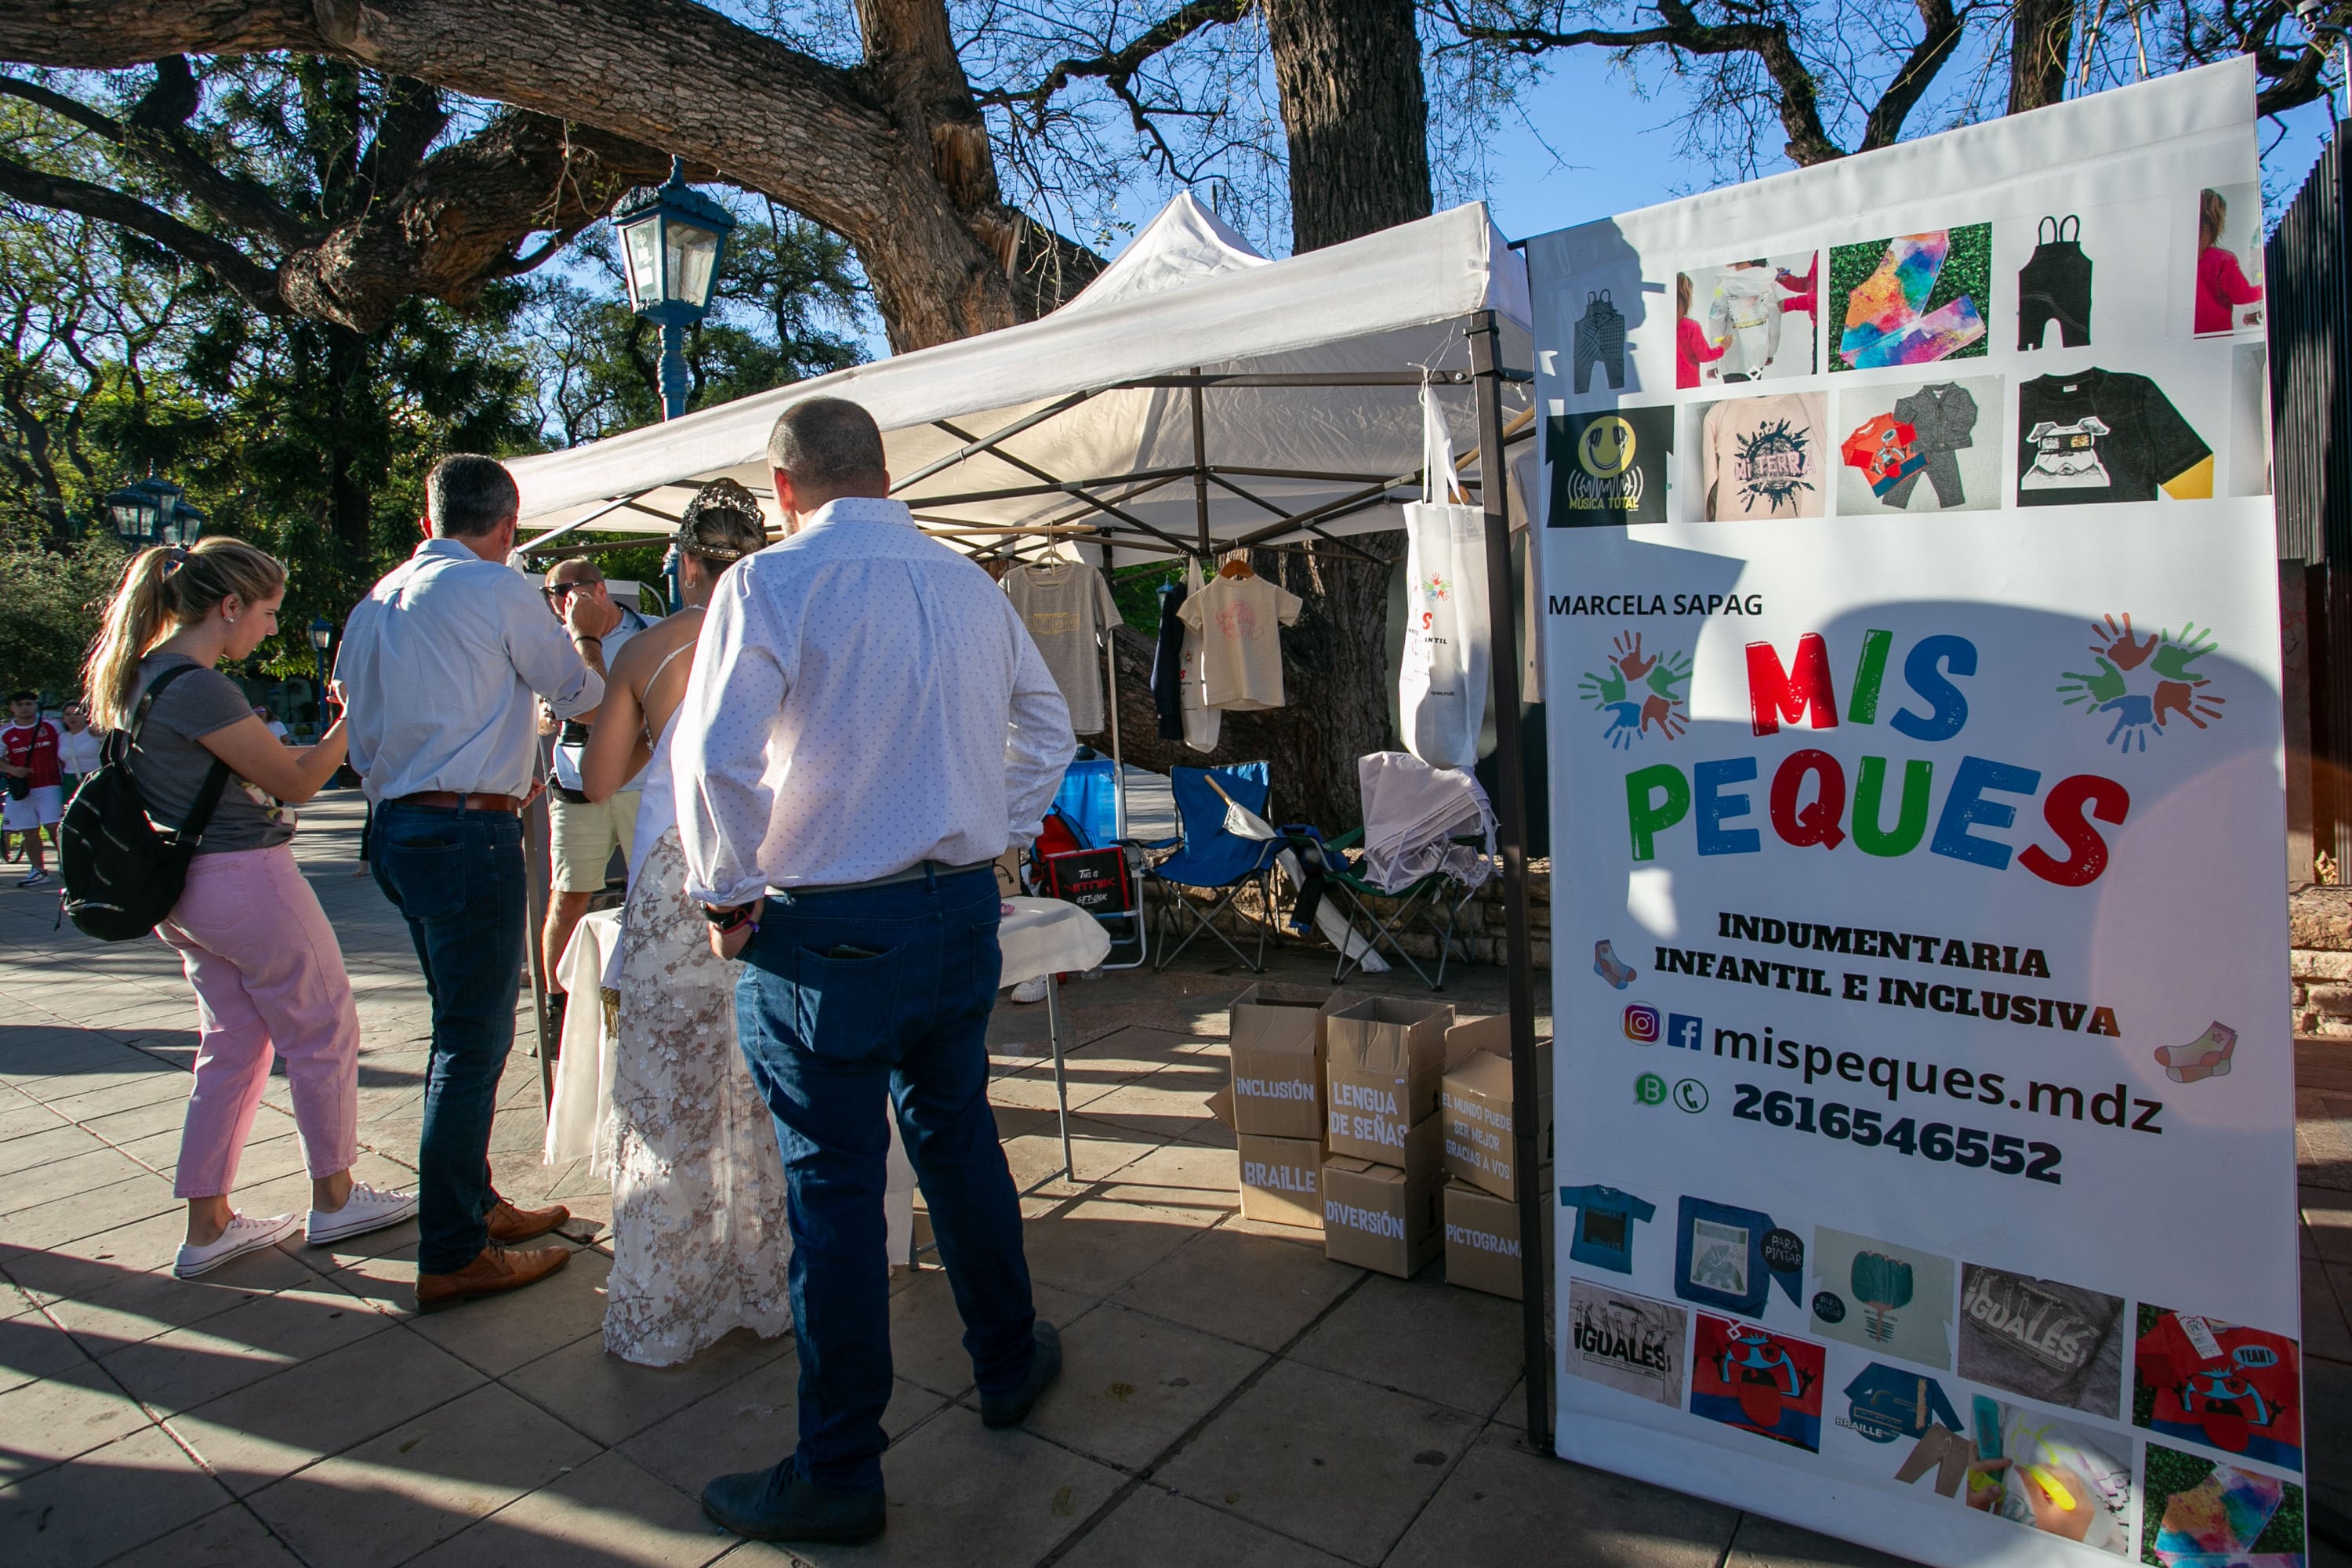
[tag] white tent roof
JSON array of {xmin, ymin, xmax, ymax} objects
[{"xmin": 505, "ymin": 194, "xmax": 1533, "ymax": 557}]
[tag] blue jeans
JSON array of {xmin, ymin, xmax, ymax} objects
[
  {"xmin": 370, "ymin": 802, "xmax": 527, "ymax": 1274},
  {"xmin": 734, "ymin": 866, "xmax": 1035, "ymax": 1494}
]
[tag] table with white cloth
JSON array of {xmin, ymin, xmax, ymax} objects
[{"xmin": 541, "ymin": 895, "xmax": 1107, "ymax": 1263}]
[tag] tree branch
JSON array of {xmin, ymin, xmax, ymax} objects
[
  {"xmin": 0, "ymin": 151, "xmax": 287, "ymax": 314},
  {"xmin": 973, "ymin": 0, "xmax": 1250, "ymax": 125},
  {"xmin": 1858, "ymin": 0, "xmax": 1970, "ymax": 150}
]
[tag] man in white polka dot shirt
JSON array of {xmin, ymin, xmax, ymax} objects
[{"xmin": 675, "ymin": 397, "xmax": 1075, "ymax": 1548}]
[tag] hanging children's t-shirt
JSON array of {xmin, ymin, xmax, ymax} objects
[
  {"xmin": 1701, "ymin": 393, "xmax": 1827, "ymax": 521},
  {"xmin": 2016, "ymin": 368, "xmax": 2211, "ymax": 505},
  {"xmin": 1559, "ymin": 1183, "xmax": 1656, "ymax": 1273},
  {"xmin": 1005, "ymin": 561, "xmax": 1122, "ymax": 734},
  {"xmin": 2133, "ymin": 1309, "xmax": 2303, "ymax": 1471},
  {"xmin": 1178, "ymin": 572, "xmax": 1302, "ymax": 710}
]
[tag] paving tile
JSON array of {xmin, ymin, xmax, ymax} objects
[
  {"xmin": 169, "ymin": 1324, "xmax": 488, "ymax": 1495},
  {"xmin": 0, "ymin": 1098, "xmax": 64, "ymax": 1144},
  {"xmin": 1024, "ymin": 1300, "xmax": 1266, "ymax": 1472},
  {"xmin": 1021, "ymin": 1198, "xmax": 1219, "ymax": 1301},
  {"xmin": 0, "ymin": 1145, "xmax": 159, "ymax": 1215},
  {"xmin": 1081, "ymin": 1060, "xmax": 1230, "ymax": 1142},
  {"xmin": 1056, "ymin": 1484, "xmax": 1351, "ymax": 1567},
  {"xmin": 115, "ymin": 1124, "xmax": 308, "ymax": 1188},
  {"xmin": 245, "ymin": 1381, "xmax": 601, "ymax": 1568},
  {"xmin": 0, "ymin": 1422, "xmax": 231, "ymax": 1567},
  {"xmin": 2312, "ymin": 1186, "xmax": 2352, "ymax": 1265},
  {"xmin": 1289, "ymin": 1272, "xmax": 1526, "ymax": 1417},
  {"xmin": 0, "ymin": 1122, "xmax": 105, "ymax": 1178},
  {"xmin": 0, "ymin": 1305, "xmax": 97, "ymax": 1392},
  {"xmin": 2, "ymin": 1171, "xmax": 182, "ymax": 1250},
  {"xmin": 39, "ymin": 1242, "xmax": 314, "ymax": 1358},
  {"xmin": 504, "ymin": 1319, "xmax": 786, "ymax": 1446},
  {"xmin": 887, "ymin": 1267, "xmax": 1092, "ymax": 1399},
  {"xmin": 407, "ymin": 1242, "xmax": 615, "ymax": 1376},
  {"xmin": 1722, "ymin": 1509, "xmax": 1926, "ymax": 1568},
  {"xmin": 1098, "ymin": 1138, "xmax": 1242, "ymax": 1195},
  {"xmin": 103, "ymin": 1280, "xmax": 391, "ymax": 1415},
  {"xmin": 412, "ymin": 1448, "xmax": 734, "ymax": 1567},
  {"xmin": 2307, "ymin": 1262, "xmax": 2352, "ymax": 1364},
  {"xmin": 0, "ymin": 1208, "xmax": 191, "ymax": 1301},
  {"xmin": 1387, "ymin": 1427, "xmax": 1738, "ymax": 1568},
  {"xmin": 1156, "ymin": 1359, "xmax": 1479, "ymax": 1564},
  {"xmin": 620, "ymin": 1348, "xmax": 945, "ymax": 1497},
  {"xmin": 738, "ymin": 1404, "xmax": 1123, "ymax": 1567},
  {"xmin": 1113, "ymin": 1223, "xmax": 1359, "ymax": 1353},
  {"xmin": 0, "ymin": 1359, "xmax": 153, "ymax": 1480},
  {"xmin": 74, "ymin": 1093, "xmax": 205, "ymax": 1149},
  {"xmin": 99, "ymin": 1501, "xmax": 305, "ymax": 1567},
  {"xmin": 38, "ymin": 1070, "xmax": 194, "ymax": 1120}
]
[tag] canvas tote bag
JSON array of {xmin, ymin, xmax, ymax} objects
[{"xmin": 1398, "ymin": 384, "xmax": 1492, "ymax": 769}]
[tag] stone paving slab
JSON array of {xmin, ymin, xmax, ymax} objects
[{"xmin": 0, "ymin": 792, "xmax": 2344, "ymax": 1567}]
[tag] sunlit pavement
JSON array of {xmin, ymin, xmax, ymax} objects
[{"xmin": 0, "ymin": 791, "xmax": 2344, "ymax": 1566}]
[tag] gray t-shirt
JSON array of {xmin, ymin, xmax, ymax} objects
[
  {"xmin": 130, "ymin": 655, "xmax": 296, "ymax": 855},
  {"xmin": 1004, "ymin": 563, "xmax": 1120, "ymax": 734}
]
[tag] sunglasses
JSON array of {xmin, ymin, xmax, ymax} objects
[{"xmin": 540, "ymin": 579, "xmax": 601, "ymax": 602}]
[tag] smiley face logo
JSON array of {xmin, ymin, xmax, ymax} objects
[{"xmin": 1578, "ymin": 415, "xmax": 1637, "ymax": 480}]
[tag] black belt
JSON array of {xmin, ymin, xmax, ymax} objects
[{"xmin": 769, "ymin": 858, "xmax": 993, "ymax": 898}]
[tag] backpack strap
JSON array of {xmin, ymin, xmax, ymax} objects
[{"xmin": 125, "ymin": 663, "xmax": 235, "ymax": 844}]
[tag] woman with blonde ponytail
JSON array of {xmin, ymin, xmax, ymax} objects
[{"xmin": 85, "ymin": 539, "xmax": 418, "ymax": 1278}]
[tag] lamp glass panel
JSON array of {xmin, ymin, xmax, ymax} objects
[
  {"xmin": 622, "ymin": 220, "xmax": 662, "ymax": 309},
  {"xmin": 667, "ymin": 223, "xmax": 719, "ymax": 308}
]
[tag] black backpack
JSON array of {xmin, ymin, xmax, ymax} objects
[{"xmin": 60, "ymin": 665, "xmax": 232, "ymax": 942}]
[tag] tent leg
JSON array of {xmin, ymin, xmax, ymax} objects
[
  {"xmin": 1471, "ymin": 309, "xmax": 1551, "ymax": 1453},
  {"xmin": 524, "ymin": 791, "xmax": 557, "ymax": 1116}
]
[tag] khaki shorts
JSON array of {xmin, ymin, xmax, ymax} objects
[{"xmin": 549, "ymin": 789, "xmax": 639, "ymax": 893}]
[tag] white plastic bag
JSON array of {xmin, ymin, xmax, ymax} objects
[{"xmin": 1399, "ymin": 385, "xmax": 1491, "ymax": 770}]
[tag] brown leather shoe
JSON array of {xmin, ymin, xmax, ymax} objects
[
  {"xmin": 485, "ymin": 1199, "xmax": 570, "ymax": 1244},
  {"xmin": 415, "ymin": 1243, "xmax": 571, "ymax": 1313}
]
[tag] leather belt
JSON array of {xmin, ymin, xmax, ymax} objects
[
  {"xmin": 769, "ymin": 858, "xmax": 993, "ymax": 898},
  {"xmin": 387, "ymin": 790, "xmax": 525, "ymax": 814}
]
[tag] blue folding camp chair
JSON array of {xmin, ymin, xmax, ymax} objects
[
  {"xmin": 1142, "ymin": 762, "xmax": 1279, "ymax": 972},
  {"xmin": 1041, "ymin": 758, "xmax": 1145, "ymax": 968}
]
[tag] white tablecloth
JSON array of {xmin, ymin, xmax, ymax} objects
[{"xmin": 999, "ymin": 896, "xmax": 1112, "ymax": 986}]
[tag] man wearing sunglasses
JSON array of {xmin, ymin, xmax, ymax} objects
[{"xmin": 539, "ymin": 557, "xmax": 649, "ymax": 1011}]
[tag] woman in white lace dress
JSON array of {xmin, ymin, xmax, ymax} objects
[{"xmin": 579, "ymin": 481, "xmax": 789, "ymax": 1366}]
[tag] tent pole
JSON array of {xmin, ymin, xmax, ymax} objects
[
  {"xmin": 1471, "ymin": 308, "xmax": 1550, "ymax": 1452},
  {"xmin": 1190, "ymin": 370, "xmax": 1210, "ymax": 557}
]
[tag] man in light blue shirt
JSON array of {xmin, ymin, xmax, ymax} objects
[{"xmin": 336, "ymin": 455, "xmax": 602, "ymax": 1312}]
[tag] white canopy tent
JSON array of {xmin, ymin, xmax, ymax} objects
[{"xmin": 504, "ymin": 193, "xmax": 1535, "ymax": 562}]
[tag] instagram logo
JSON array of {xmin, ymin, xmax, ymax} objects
[{"xmin": 1623, "ymin": 1004, "xmax": 1661, "ymax": 1044}]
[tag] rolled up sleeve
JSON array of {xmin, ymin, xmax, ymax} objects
[
  {"xmin": 673, "ymin": 570, "xmax": 788, "ymax": 906},
  {"xmin": 505, "ymin": 580, "xmax": 603, "ymax": 718}
]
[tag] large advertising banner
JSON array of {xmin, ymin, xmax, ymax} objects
[{"xmin": 1527, "ymin": 60, "xmax": 2306, "ymax": 1567}]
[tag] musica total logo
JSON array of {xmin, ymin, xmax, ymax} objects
[
  {"xmin": 1624, "ymin": 1004, "xmax": 1661, "ymax": 1043},
  {"xmin": 1548, "ymin": 407, "xmax": 1675, "ymax": 527}
]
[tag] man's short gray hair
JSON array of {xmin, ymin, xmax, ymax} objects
[
  {"xmin": 766, "ymin": 397, "xmax": 887, "ymax": 492},
  {"xmin": 426, "ymin": 455, "xmax": 520, "ymax": 538}
]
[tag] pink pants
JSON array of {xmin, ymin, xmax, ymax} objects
[{"xmin": 158, "ymin": 844, "xmax": 359, "ymax": 1199}]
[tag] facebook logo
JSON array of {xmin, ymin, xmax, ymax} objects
[{"xmin": 1667, "ymin": 1013, "xmax": 1704, "ymax": 1051}]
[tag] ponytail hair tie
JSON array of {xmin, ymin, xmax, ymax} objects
[{"xmin": 161, "ymin": 546, "xmax": 191, "ymax": 576}]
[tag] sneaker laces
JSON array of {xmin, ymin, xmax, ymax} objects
[{"xmin": 343, "ymin": 1181, "xmax": 412, "ymax": 1207}]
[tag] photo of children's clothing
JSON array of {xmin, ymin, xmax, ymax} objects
[
  {"xmin": 1673, "ymin": 1196, "xmax": 1803, "ymax": 1316},
  {"xmin": 1831, "ymin": 226, "xmax": 1991, "ymax": 370},
  {"xmin": 1835, "ymin": 376, "xmax": 1999, "ymax": 515},
  {"xmin": 2017, "ymin": 215, "xmax": 2093, "ymax": 350},
  {"xmin": 2140, "ymin": 1443, "xmax": 2309, "ymax": 1568},
  {"xmin": 1690, "ymin": 1314, "xmax": 1826, "ymax": 1451},
  {"xmin": 1695, "ymin": 393, "xmax": 1828, "ymax": 521},
  {"xmin": 1842, "ymin": 1363, "xmax": 1963, "ymax": 1445},
  {"xmin": 1809, "ymin": 1228, "xmax": 1955, "ymax": 1367},
  {"xmin": 2232, "ymin": 343, "xmax": 2271, "ymax": 497},
  {"xmin": 2133, "ymin": 1306, "xmax": 2303, "ymax": 1472},
  {"xmin": 1574, "ymin": 289, "xmax": 1628, "ymax": 393},
  {"xmin": 1967, "ymin": 1395, "xmax": 2136, "ymax": 1556},
  {"xmin": 2194, "ymin": 184, "xmax": 2263, "ymax": 336},
  {"xmin": 2017, "ymin": 368, "xmax": 2212, "ymax": 505},
  {"xmin": 1675, "ymin": 252, "xmax": 1817, "ymax": 387},
  {"xmin": 1549, "ymin": 407, "xmax": 1675, "ymax": 526},
  {"xmin": 1955, "ymin": 1263, "xmax": 2126, "ymax": 1417},
  {"xmin": 1560, "ymin": 1182, "xmax": 1656, "ymax": 1272},
  {"xmin": 1566, "ymin": 1279, "xmax": 1689, "ymax": 1406}
]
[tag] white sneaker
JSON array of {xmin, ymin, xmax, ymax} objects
[
  {"xmin": 306, "ymin": 1181, "xmax": 419, "ymax": 1247},
  {"xmin": 1010, "ymin": 976, "xmax": 1049, "ymax": 1004},
  {"xmin": 173, "ymin": 1212, "xmax": 301, "ymax": 1279},
  {"xmin": 19, "ymin": 869, "xmax": 49, "ymax": 888}
]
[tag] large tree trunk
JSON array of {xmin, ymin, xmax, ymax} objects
[
  {"xmin": 2006, "ymin": 0, "xmax": 2073, "ymax": 114},
  {"xmin": 1264, "ymin": 0, "xmax": 1433, "ymax": 251}
]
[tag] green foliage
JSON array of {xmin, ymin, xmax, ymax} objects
[
  {"xmin": 1109, "ymin": 561, "xmax": 1182, "ymax": 637},
  {"xmin": 0, "ymin": 531, "xmax": 127, "ymax": 699}
]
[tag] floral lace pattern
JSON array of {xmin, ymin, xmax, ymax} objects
[{"xmin": 604, "ymin": 827, "xmax": 793, "ymax": 1367}]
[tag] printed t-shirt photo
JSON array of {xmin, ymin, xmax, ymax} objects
[
  {"xmin": 2132, "ymin": 1307, "xmax": 2302, "ymax": 1472},
  {"xmin": 1559, "ymin": 1183, "xmax": 1654, "ymax": 1272},
  {"xmin": 1697, "ymin": 392, "xmax": 1828, "ymax": 521},
  {"xmin": 2016, "ymin": 368, "xmax": 2212, "ymax": 504},
  {"xmin": 1566, "ymin": 1279, "xmax": 1687, "ymax": 1406},
  {"xmin": 1690, "ymin": 1315, "xmax": 1826, "ymax": 1451},
  {"xmin": 1955, "ymin": 1264, "xmax": 2125, "ymax": 1417},
  {"xmin": 1809, "ymin": 1228, "xmax": 1956, "ymax": 1369},
  {"xmin": 1177, "ymin": 573, "xmax": 1303, "ymax": 711}
]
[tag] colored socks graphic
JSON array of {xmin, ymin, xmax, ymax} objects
[
  {"xmin": 2157, "ymin": 1021, "xmax": 2238, "ymax": 1083},
  {"xmin": 1595, "ymin": 939, "xmax": 1637, "ymax": 989}
]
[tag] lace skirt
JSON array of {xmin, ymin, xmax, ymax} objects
[{"xmin": 604, "ymin": 827, "xmax": 793, "ymax": 1367}]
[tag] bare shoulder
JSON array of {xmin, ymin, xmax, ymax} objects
[{"xmin": 612, "ymin": 612, "xmax": 701, "ymax": 685}]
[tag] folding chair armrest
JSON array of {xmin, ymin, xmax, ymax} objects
[
  {"xmin": 1134, "ymin": 834, "xmax": 1181, "ymax": 852},
  {"xmin": 1325, "ymin": 827, "xmax": 1365, "ymax": 851}
]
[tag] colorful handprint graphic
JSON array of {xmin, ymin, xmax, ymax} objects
[
  {"xmin": 2056, "ymin": 614, "xmax": 2224, "ymax": 752},
  {"xmin": 1584, "ymin": 631, "xmax": 1691, "ymax": 749}
]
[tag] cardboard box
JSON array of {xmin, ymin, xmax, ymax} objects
[
  {"xmin": 1229, "ymin": 984, "xmax": 1352, "ymax": 1141},
  {"xmin": 1443, "ymin": 1176, "xmax": 1550, "ymax": 1300},
  {"xmin": 1207, "ymin": 1085, "xmax": 1323, "ymax": 1232},
  {"xmin": 1323, "ymin": 1145, "xmax": 1443, "ymax": 1277},
  {"xmin": 1325, "ymin": 996, "xmax": 1454, "ymax": 1164},
  {"xmin": 1439, "ymin": 1017, "xmax": 1555, "ymax": 1202}
]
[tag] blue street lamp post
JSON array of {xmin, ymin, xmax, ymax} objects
[
  {"xmin": 613, "ymin": 158, "xmax": 735, "ymax": 611},
  {"xmin": 307, "ymin": 616, "xmax": 334, "ymax": 741}
]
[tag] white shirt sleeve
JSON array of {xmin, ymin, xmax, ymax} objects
[
  {"xmin": 502, "ymin": 575, "xmax": 604, "ymax": 717},
  {"xmin": 673, "ymin": 566, "xmax": 789, "ymax": 906},
  {"xmin": 1003, "ymin": 606, "xmax": 1075, "ymax": 847}
]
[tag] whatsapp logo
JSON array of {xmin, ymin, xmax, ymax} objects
[{"xmin": 1634, "ymin": 1072, "xmax": 1668, "ymax": 1106}]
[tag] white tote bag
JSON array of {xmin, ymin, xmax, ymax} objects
[{"xmin": 1398, "ymin": 386, "xmax": 1491, "ymax": 770}]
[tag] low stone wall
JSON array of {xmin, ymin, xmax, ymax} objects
[{"xmin": 2292, "ymin": 885, "xmax": 2352, "ymax": 1035}]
